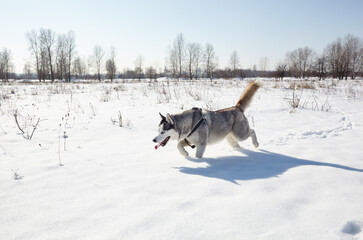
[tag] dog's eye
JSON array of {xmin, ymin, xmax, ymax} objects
[
  {"xmin": 161, "ymin": 130, "xmax": 165, "ymax": 134},
  {"xmin": 163, "ymin": 123, "xmax": 174, "ymax": 131}
]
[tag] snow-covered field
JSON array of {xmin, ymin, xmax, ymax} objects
[{"xmin": 1, "ymin": 78, "xmax": 363, "ymax": 239}]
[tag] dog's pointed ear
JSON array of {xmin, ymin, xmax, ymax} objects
[
  {"xmin": 159, "ymin": 112, "xmax": 166, "ymax": 121},
  {"xmin": 166, "ymin": 113, "xmax": 174, "ymax": 125}
]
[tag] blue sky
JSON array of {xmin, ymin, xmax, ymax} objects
[{"xmin": 1, "ymin": 0, "xmax": 362, "ymax": 72}]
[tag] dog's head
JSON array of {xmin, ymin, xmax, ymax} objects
[{"xmin": 152, "ymin": 113, "xmax": 178, "ymax": 147}]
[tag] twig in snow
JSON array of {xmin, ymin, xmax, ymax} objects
[
  {"xmin": 14, "ymin": 110, "xmax": 40, "ymax": 139},
  {"xmin": 118, "ymin": 111, "xmax": 123, "ymax": 127},
  {"xmin": 14, "ymin": 110, "xmax": 25, "ymax": 134},
  {"xmin": 11, "ymin": 169, "xmax": 23, "ymax": 180},
  {"xmin": 29, "ymin": 117, "xmax": 40, "ymax": 140},
  {"xmin": 58, "ymin": 123, "xmax": 63, "ymax": 166}
]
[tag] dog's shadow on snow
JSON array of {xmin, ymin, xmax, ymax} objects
[{"xmin": 177, "ymin": 148, "xmax": 363, "ymax": 184}]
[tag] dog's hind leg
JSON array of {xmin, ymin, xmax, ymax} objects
[
  {"xmin": 232, "ymin": 123, "xmax": 259, "ymax": 148},
  {"xmin": 195, "ymin": 143, "xmax": 207, "ymax": 158},
  {"xmin": 177, "ymin": 140, "xmax": 189, "ymax": 157},
  {"xmin": 250, "ymin": 129, "xmax": 259, "ymax": 148},
  {"xmin": 227, "ymin": 134, "xmax": 240, "ymax": 148}
]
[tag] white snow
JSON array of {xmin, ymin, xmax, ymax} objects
[{"xmin": 1, "ymin": 78, "xmax": 363, "ymax": 239}]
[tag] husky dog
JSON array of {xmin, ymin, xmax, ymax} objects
[{"xmin": 153, "ymin": 80, "xmax": 261, "ymax": 158}]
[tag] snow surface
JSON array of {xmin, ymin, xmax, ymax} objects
[{"xmin": 1, "ymin": 78, "xmax": 363, "ymax": 239}]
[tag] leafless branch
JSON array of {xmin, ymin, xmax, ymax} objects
[
  {"xmin": 14, "ymin": 110, "xmax": 25, "ymax": 134},
  {"xmin": 29, "ymin": 117, "xmax": 40, "ymax": 139}
]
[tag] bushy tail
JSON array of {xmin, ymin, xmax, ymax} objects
[{"xmin": 236, "ymin": 80, "xmax": 262, "ymax": 111}]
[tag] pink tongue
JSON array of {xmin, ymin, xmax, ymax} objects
[
  {"xmin": 154, "ymin": 137, "xmax": 169, "ymax": 150},
  {"xmin": 154, "ymin": 140, "xmax": 163, "ymax": 150},
  {"xmin": 155, "ymin": 141, "xmax": 164, "ymax": 150}
]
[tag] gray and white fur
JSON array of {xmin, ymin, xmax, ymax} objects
[{"xmin": 153, "ymin": 80, "xmax": 261, "ymax": 158}]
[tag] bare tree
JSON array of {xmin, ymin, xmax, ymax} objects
[
  {"xmin": 23, "ymin": 62, "xmax": 32, "ymax": 80},
  {"xmin": 314, "ymin": 54, "xmax": 327, "ymax": 80},
  {"xmin": 352, "ymin": 41, "xmax": 363, "ymax": 79},
  {"xmin": 93, "ymin": 45, "xmax": 104, "ymax": 81},
  {"xmin": 123, "ymin": 67, "xmax": 135, "ymax": 80},
  {"xmin": 252, "ymin": 64, "xmax": 257, "ymax": 77},
  {"xmin": 40, "ymin": 28, "xmax": 56, "ymax": 81},
  {"xmin": 187, "ymin": 43, "xmax": 201, "ymax": 80},
  {"xmin": 55, "ymin": 34, "xmax": 67, "ymax": 80},
  {"xmin": 275, "ymin": 61, "xmax": 288, "ymax": 80},
  {"xmin": 186, "ymin": 43, "xmax": 194, "ymax": 80},
  {"xmin": 106, "ymin": 59, "xmax": 116, "ymax": 81},
  {"xmin": 229, "ymin": 50, "xmax": 242, "ymax": 77},
  {"xmin": 259, "ymin": 56, "xmax": 269, "ymax": 71},
  {"xmin": 73, "ymin": 56, "xmax": 87, "ymax": 79},
  {"xmin": 66, "ymin": 31, "xmax": 76, "ymax": 82},
  {"xmin": 134, "ymin": 55, "xmax": 144, "ymax": 81},
  {"xmin": 39, "ymin": 46, "xmax": 48, "ymax": 81},
  {"xmin": 302, "ymin": 47, "xmax": 315, "ymax": 78},
  {"xmin": 324, "ymin": 38, "xmax": 346, "ymax": 79},
  {"xmin": 287, "ymin": 47, "xmax": 314, "ymax": 78},
  {"xmin": 259, "ymin": 56, "xmax": 269, "ymax": 77},
  {"xmin": 86, "ymin": 56, "xmax": 93, "ymax": 80},
  {"xmin": 286, "ymin": 50, "xmax": 298, "ymax": 77},
  {"xmin": 0, "ymin": 48, "xmax": 14, "ymax": 82},
  {"xmin": 193, "ymin": 43, "xmax": 203, "ymax": 79},
  {"xmin": 167, "ymin": 45, "xmax": 178, "ymax": 78},
  {"xmin": 26, "ymin": 30, "xmax": 42, "ymax": 81},
  {"xmin": 229, "ymin": 50, "xmax": 240, "ymax": 77},
  {"xmin": 174, "ymin": 33, "xmax": 185, "ymax": 78},
  {"xmin": 343, "ymin": 34, "xmax": 362, "ymax": 79},
  {"xmin": 106, "ymin": 47, "xmax": 117, "ymax": 82},
  {"xmin": 204, "ymin": 43, "xmax": 217, "ymax": 80},
  {"xmin": 359, "ymin": 48, "xmax": 363, "ymax": 78},
  {"xmin": 146, "ymin": 66, "xmax": 157, "ymax": 81}
]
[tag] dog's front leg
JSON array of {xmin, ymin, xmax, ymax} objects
[
  {"xmin": 177, "ymin": 140, "xmax": 189, "ymax": 157},
  {"xmin": 195, "ymin": 143, "xmax": 206, "ymax": 158}
]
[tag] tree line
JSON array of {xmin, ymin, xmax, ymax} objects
[
  {"xmin": 275, "ymin": 34, "xmax": 363, "ymax": 80},
  {"xmin": 168, "ymin": 33, "xmax": 363, "ymax": 81},
  {"xmin": 1, "ymin": 29, "xmax": 362, "ymax": 82}
]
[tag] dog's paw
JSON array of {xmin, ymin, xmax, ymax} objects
[
  {"xmin": 180, "ymin": 151, "xmax": 189, "ymax": 158},
  {"xmin": 195, "ymin": 153, "xmax": 204, "ymax": 158},
  {"xmin": 232, "ymin": 143, "xmax": 240, "ymax": 148},
  {"xmin": 185, "ymin": 156, "xmax": 194, "ymax": 161},
  {"xmin": 253, "ymin": 141, "xmax": 259, "ymax": 148}
]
